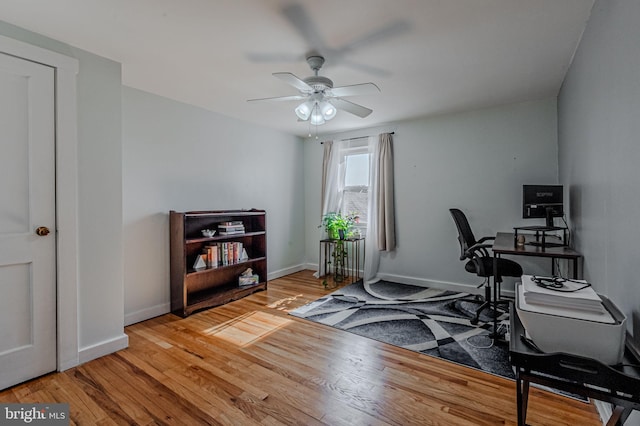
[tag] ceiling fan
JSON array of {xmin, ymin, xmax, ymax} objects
[
  {"xmin": 247, "ymin": 3, "xmax": 410, "ymax": 78},
  {"xmin": 248, "ymin": 54, "xmax": 380, "ymax": 125}
]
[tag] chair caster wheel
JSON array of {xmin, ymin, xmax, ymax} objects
[{"xmin": 470, "ymin": 318, "xmax": 479, "ymax": 325}]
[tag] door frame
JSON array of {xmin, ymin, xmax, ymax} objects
[{"xmin": 0, "ymin": 34, "xmax": 80, "ymax": 371}]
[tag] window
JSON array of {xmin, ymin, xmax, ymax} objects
[{"xmin": 340, "ymin": 141, "xmax": 370, "ymax": 226}]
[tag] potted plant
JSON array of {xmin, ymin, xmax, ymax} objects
[
  {"xmin": 321, "ymin": 212, "xmax": 359, "ymax": 286},
  {"xmin": 321, "ymin": 212, "xmax": 358, "ymax": 240}
]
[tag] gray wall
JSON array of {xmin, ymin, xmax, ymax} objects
[
  {"xmin": 558, "ymin": 0, "xmax": 640, "ymax": 347},
  {"xmin": 559, "ymin": 1, "xmax": 639, "ymax": 421},
  {"xmin": 122, "ymin": 87, "xmax": 306, "ymax": 324},
  {"xmin": 1, "ymin": 19, "xmax": 309, "ymax": 343},
  {"xmin": 305, "ymin": 99, "xmax": 560, "ymax": 292},
  {"xmin": 0, "ymin": 22, "xmax": 125, "ymax": 354}
]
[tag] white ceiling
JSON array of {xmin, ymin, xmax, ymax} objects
[{"xmin": 0, "ymin": 0, "xmax": 594, "ymax": 137}]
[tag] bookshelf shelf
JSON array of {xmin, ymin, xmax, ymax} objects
[
  {"xmin": 185, "ymin": 231, "xmax": 266, "ymax": 245},
  {"xmin": 186, "ymin": 256, "xmax": 267, "ymax": 275},
  {"xmin": 186, "ymin": 282, "xmax": 266, "ymax": 314},
  {"xmin": 170, "ymin": 209, "xmax": 267, "ymax": 317}
]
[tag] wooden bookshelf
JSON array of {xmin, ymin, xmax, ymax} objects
[{"xmin": 170, "ymin": 209, "xmax": 267, "ymax": 317}]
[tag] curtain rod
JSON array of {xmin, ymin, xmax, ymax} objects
[{"xmin": 320, "ymin": 131, "xmax": 394, "ymax": 144}]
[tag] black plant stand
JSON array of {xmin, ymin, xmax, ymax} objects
[{"xmin": 319, "ymin": 238, "xmax": 364, "ymax": 286}]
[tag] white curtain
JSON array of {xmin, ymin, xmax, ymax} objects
[
  {"xmin": 320, "ymin": 141, "xmax": 344, "ymax": 220},
  {"xmin": 364, "ymin": 133, "xmax": 396, "ymax": 282},
  {"xmin": 315, "ymin": 140, "xmax": 344, "ymax": 277},
  {"xmin": 318, "ymin": 135, "xmax": 395, "ymax": 282},
  {"xmin": 363, "ymin": 135, "xmax": 380, "ymax": 282}
]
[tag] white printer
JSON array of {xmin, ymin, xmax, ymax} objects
[{"xmin": 515, "ymin": 275, "xmax": 626, "ymax": 365}]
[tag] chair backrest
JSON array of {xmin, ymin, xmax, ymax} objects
[{"xmin": 449, "ymin": 208, "xmax": 477, "ymax": 261}]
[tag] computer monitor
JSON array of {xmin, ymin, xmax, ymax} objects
[{"xmin": 523, "ymin": 185, "xmax": 563, "ymax": 227}]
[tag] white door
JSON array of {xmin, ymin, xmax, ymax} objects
[{"xmin": 0, "ymin": 52, "xmax": 56, "ymax": 390}]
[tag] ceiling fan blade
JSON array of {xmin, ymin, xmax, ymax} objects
[
  {"xmin": 273, "ymin": 72, "xmax": 313, "ymax": 92},
  {"xmin": 328, "ymin": 83, "xmax": 381, "ymax": 98},
  {"xmin": 246, "ymin": 52, "xmax": 305, "ymax": 63},
  {"xmin": 339, "ymin": 59, "xmax": 392, "ymax": 78},
  {"xmin": 281, "ymin": 3, "xmax": 326, "ymax": 52},
  {"xmin": 332, "ymin": 98, "xmax": 373, "ymax": 118},
  {"xmin": 339, "ymin": 20, "xmax": 411, "ymax": 53},
  {"xmin": 247, "ymin": 94, "xmax": 307, "ymax": 102}
]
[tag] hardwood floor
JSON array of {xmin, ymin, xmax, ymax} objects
[{"xmin": 0, "ymin": 270, "xmax": 601, "ymax": 425}]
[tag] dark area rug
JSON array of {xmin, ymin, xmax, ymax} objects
[
  {"xmin": 291, "ymin": 279, "xmax": 588, "ymax": 402},
  {"xmin": 291, "ymin": 279, "xmax": 514, "ymax": 379}
]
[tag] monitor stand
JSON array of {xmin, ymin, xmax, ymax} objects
[
  {"xmin": 527, "ymin": 240, "xmax": 566, "ymax": 248},
  {"xmin": 513, "ymin": 226, "xmax": 568, "ymax": 249}
]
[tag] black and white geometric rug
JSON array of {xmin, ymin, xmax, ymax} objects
[{"xmin": 291, "ymin": 279, "xmax": 515, "ymax": 379}]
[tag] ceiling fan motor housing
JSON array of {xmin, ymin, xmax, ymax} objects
[{"xmin": 303, "ymin": 76, "xmax": 333, "ymax": 92}]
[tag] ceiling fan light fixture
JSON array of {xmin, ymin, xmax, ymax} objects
[
  {"xmin": 319, "ymin": 100, "xmax": 336, "ymax": 121},
  {"xmin": 310, "ymin": 106, "xmax": 326, "ymax": 125},
  {"xmin": 295, "ymin": 100, "xmax": 313, "ymax": 121}
]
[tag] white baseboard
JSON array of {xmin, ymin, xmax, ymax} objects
[
  {"xmin": 78, "ymin": 333, "xmax": 129, "ymax": 365},
  {"xmin": 268, "ymin": 264, "xmax": 307, "ymax": 280},
  {"xmin": 125, "ymin": 303, "xmax": 171, "ymax": 326},
  {"xmin": 375, "ymin": 272, "xmax": 517, "ymax": 298},
  {"xmin": 121, "ymin": 265, "xmax": 307, "ymax": 327},
  {"xmin": 299, "ymin": 268, "xmax": 499, "ymax": 297},
  {"xmin": 593, "ymin": 399, "xmax": 612, "ymax": 425},
  {"xmin": 304, "ymin": 262, "xmax": 319, "ymax": 271},
  {"xmin": 376, "ymin": 272, "xmax": 484, "ymax": 295},
  {"xmin": 595, "ymin": 397, "xmax": 640, "ymax": 425}
]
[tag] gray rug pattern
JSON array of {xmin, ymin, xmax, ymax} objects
[{"xmin": 291, "ymin": 279, "xmax": 515, "ymax": 379}]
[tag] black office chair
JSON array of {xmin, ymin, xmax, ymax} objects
[{"xmin": 449, "ymin": 208, "xmax": 523, "ymax": 324}]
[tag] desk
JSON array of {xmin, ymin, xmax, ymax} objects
[
  {"xmin": 509, "ymin": 304, "xmax": 640, "ymax": 425},
  {"xmin": 493, "ymin": 232, "xmax": 582, "ymax": 282},
  {"xmin": 490, "ymin": 232, "xmax": 582, "ymax": 341}
]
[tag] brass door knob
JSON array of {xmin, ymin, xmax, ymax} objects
[{"xmin": 35, "ymin": 226, "xmax": 50, "ymax": 236}]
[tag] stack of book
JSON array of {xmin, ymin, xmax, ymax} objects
[
  {"xmin": 202, "ymin": 242, "xmax": 247, "ymax": 267},
  {"xmin": 521, "ymin": 275, "xmax": 605, "ymax": 314},
  {"xmin": 218, "ymin": 221, "xmax": 245, "ymax": 235}
]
